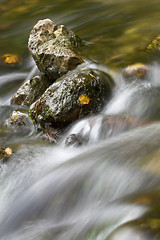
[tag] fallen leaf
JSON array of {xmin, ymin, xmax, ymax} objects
[
  {"xmin": 1, "ymin": 53, "xmax": 22, "ymax": 65},
  {"xmin": 79, "ymin": 95, "xmax": 90, "ymax": 105}
]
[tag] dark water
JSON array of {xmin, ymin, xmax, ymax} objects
[{"xmin": 0, "ymin": 0, "xmax": 160, "ymax": 239}]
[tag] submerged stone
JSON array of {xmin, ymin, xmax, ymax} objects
[
  {"xmin": 64, "ymin": 114, "xmax": 144, "ymax": 146},
  {"xmin": 65, "ymin": 133, "xmax": 83, "ymax": 147},
  {"xmin": 123, "ymin": 63, "xmax": 148, "ymax": 81},
  {"xmin": 146, "ymin": 34, "xmax": 160, "ymax": 53},
  {"xmin": 29, "ymin": 67, "xmax": 115, "ymax": 130},
  {"xmin": 28, "ymin": 18, "xmax": 83, "ymax": 81},
  {"xmin": 106, "ymin": 218, "xmax": 160, "ymax": 240},
  {"xmin": 7, "ymin": 111, "xmax": 29, "ymax": 127},
  {"xmin": 11, "ymin": 74, "xmax": 51, "ymax": 106}
]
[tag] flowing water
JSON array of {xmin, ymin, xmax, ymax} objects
[{"xmin": 0, "ymin": 0, "xmax": 160, "ymax": 239}]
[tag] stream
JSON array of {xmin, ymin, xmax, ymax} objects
[{"xmin": 0, "ymin": 0, "xmax": 160, "ymax": 239}]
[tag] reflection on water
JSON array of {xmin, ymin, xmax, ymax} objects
[
  {"xmin": 0, "ymin": 0, "xmax": 160, "ymax": 239},
  {"xmin": 1, "ymin": 0, "xmax": 160, "ymax": 66}
]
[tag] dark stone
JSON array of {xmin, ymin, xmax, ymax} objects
[
  {"xmin": 65, "ymin": 134, "xmax": 83, "ymax": 146},
  {"xmin": 29, "ymin": 66, "xmax": 115, "ymax": 130}
]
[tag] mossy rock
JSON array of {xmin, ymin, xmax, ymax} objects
[
  {"xmin": 29, "ymin": 67, "xmax": 115, "ymax": 129},
  {"xmin": 106, "ymin": 218, "xmax": 160, "ymax": 240},
  {"xmin": 11, "ymin": 74, "xmax": 51, "ymax": 106},
  {"xmin": 28, "ymin": 19, "xmax": 83, "ymax": 81}
]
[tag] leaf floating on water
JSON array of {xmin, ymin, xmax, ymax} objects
[
  {"xmin": 1, "ymin": 53, "xmax": 22, "ymax": 66},
  {"xmin": 4, "ymin": 147, "xmax": 12, "ymax": 156},
  {"xmin": 79, "ymin": 95, "xmax": 90, "ymax": 105},
  {"xmin": 0, "ymin": 147, "xmax": 12, "ymax": 162}
]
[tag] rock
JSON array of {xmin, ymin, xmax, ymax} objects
[
  {"xmin": 65, "ymin": 134, "xmax": 83, "ymax": 147},
  {"xmin": 123, "ymin": 63, "xmax": 148, "ymax": 81},
  {"xmin": 106, "ymin": 219, "xmax": 160, "ymax": 240},
  {"xmin": 28, "ymin": 18, "xmax": 83, "ymax": 81},
  {"xmin": 7, "ymin": 111, "xmax": 29, "ymax": 127},
  {"xmin": 64, "ymin": 114, "xmax": 144, "ymax": 146},
  {"xmin": 29, "ymin": 66, "xmax": 115, "ymax": 131},
  {"xmin": 146, "ymin": 34, "xmax": 160, "ymax": 53},
  {"xmin": 41, "ymin": 125, "xmax": 62, "ymax": 143},
  {"xmin": 11, "ymin": 74, "xmax": 51, "ymax": 106},
  {"xmin": 126, "ymin": 84, "xmax": 160, "ymax": 121}
]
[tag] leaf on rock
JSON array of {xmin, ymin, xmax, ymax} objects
[{"xmin": 79, "ymin": 95, "xmax": 90, "ymax": 105}]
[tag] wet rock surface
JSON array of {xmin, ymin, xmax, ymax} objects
[
  {"xmin": 64, "ymin": 114, "xmax": 144, "ymax": 146},
  {"xmin": 29, "ymin": 66, "xmax": 115, "ymax": 130},
  {"xmin": 106, "ymin": 218, "xmax": 160, "ymax": 240},
  {"xmin": 28, "ymin": 19, "xmax": 83, "ymax": 81},
  {"xmin": 123, "ymin": 63, "xmax": 148, "ymax": 81},
  {"xmin": 7, "ymin": 111, "xmax": 29, "ymax": 127},
  {"xmin": 11, "ymin": 75, "xmax": 51, "ymax": 106},
  {"xmin": 146, "ymin": 33, "xmax": 160, "ymax": 53}
]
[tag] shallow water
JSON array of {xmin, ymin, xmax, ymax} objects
[{"xmin": 0, "ymin": 0, "xmax": 160, "ymax": 239}]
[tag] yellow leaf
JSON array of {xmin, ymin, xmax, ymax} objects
[
  {"xmin": 1, "ymin": 53, "xmax": 22, "ymax": 65},
  {"xmin": 79, "ymin": 95, "xmax": 90, "ymax": 105},
  {"xmin": 4, "ymin": 147, "xmax": 12, "ymax": 156}
]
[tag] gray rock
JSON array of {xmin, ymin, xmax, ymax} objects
[
  {"xmin": 28, "ymin": 19, "xmax": 83, "ymax": 81},
  {"xmin": 7, "ymin": 111, "xmax": 29, "ymax": 127},
  {"xmin": 11, "ymin": 75, "xmax": 51, "ymax": 106}
]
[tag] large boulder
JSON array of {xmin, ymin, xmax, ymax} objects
[
  {"xmin": 28, "ymin": 18, "xmax": 83, "ymax": 81},
  {"xmin": 29, "ymin": 66, "xmax": 115, "ymax": 130}
]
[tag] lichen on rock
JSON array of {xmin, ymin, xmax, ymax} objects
[{"xmin": 28, "ymin": 18, "xmax": 83, "ymax": 81}]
